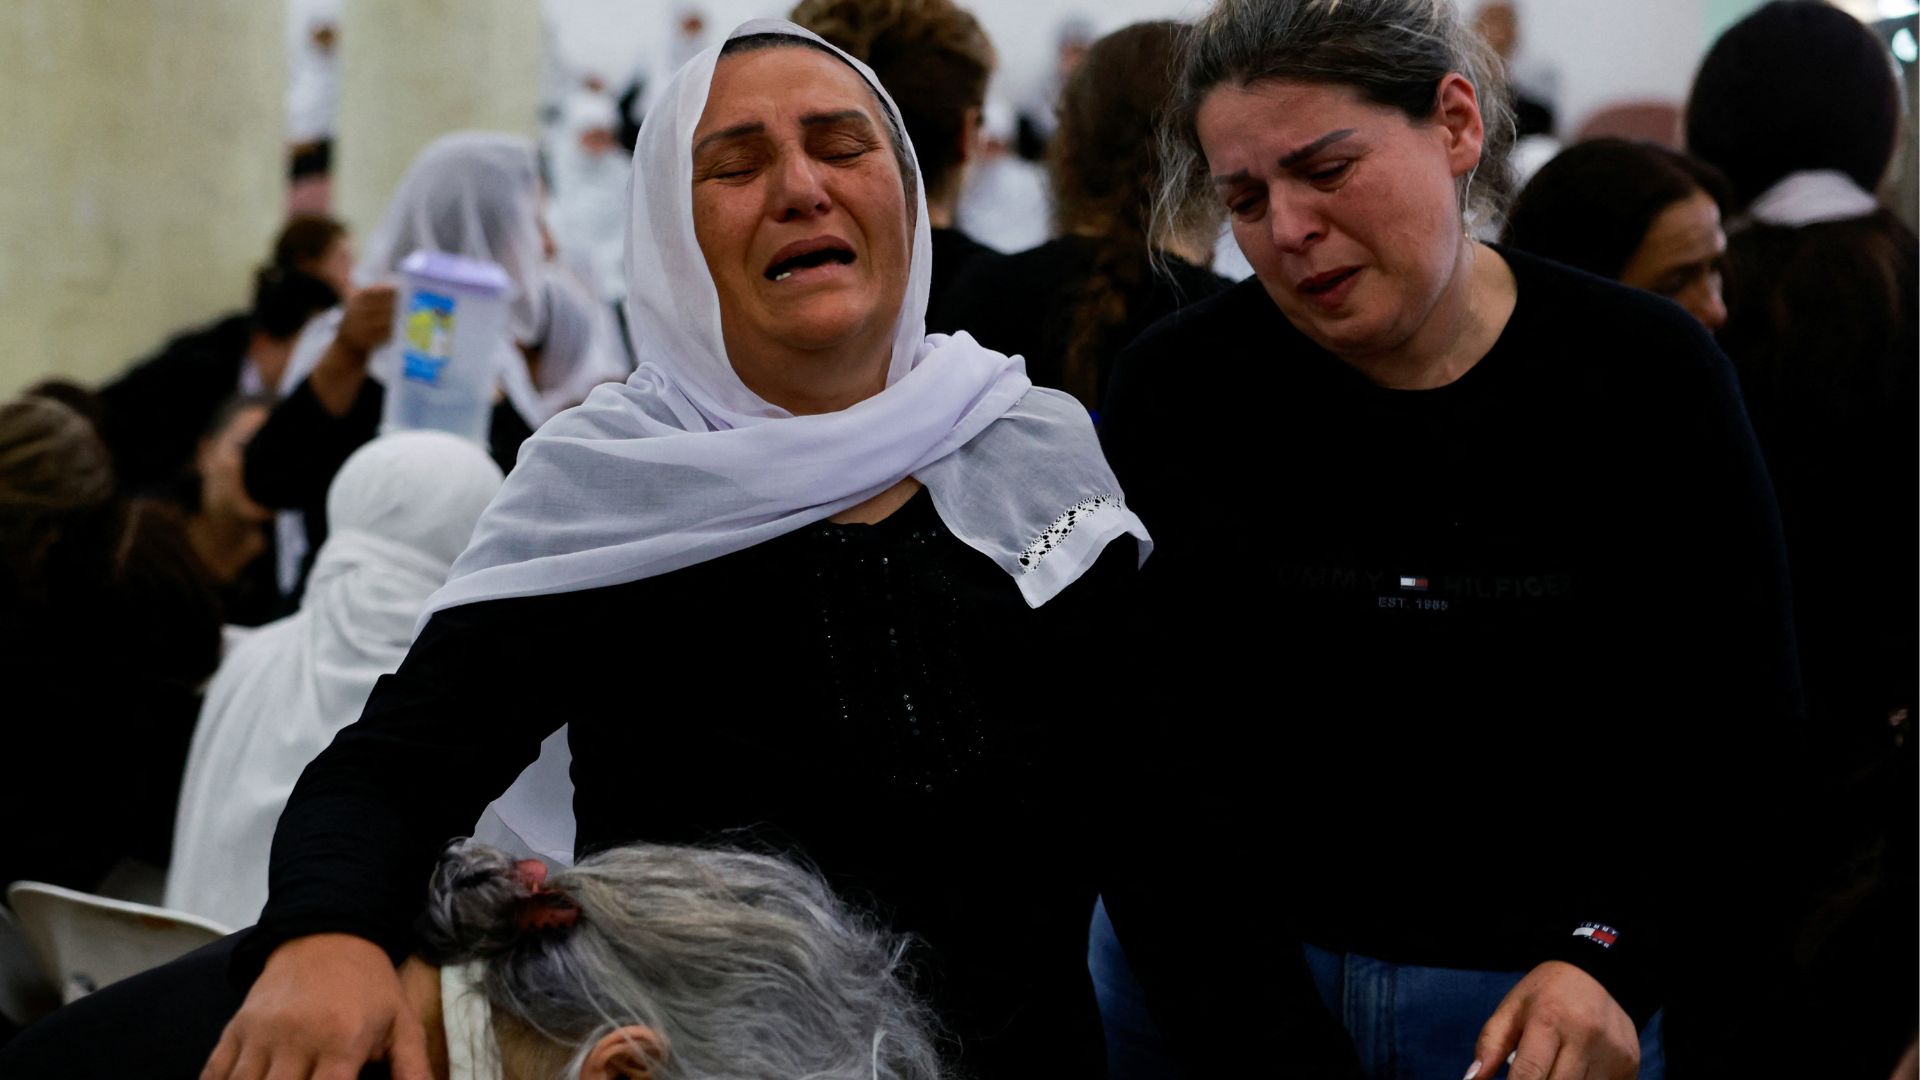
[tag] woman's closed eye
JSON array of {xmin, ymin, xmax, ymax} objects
[{"xmin": 1303, "ymin": 159, "xmax": 1353, "ymax": 186}]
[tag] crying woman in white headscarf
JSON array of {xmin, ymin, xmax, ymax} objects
[
  {"xmin": 244, "ymin": 131, "xmax": 628, "ymax": 600},
  {"xmin": 145, "ymin": 21, "xmax": 1254, "ymax": 1080}
]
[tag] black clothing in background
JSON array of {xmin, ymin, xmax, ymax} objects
[
  {"xmin": 925, "ymin": 226, "xmax": 995, "ymax": 331},
  {"xmin": 932, "ymin": 237, "xmax": 1229, "ymax": 412},
  {"xmin": 1, "ymin": 499, "xmax": 222, "ymax": 892},
  {"xmin": 1713, "ymin": 209, "xmax": 1919, "ymax": 1079},
  {"xmin": 96, "ymin": 313, "xmax": 254, "ymax": 494},
  {"xmin": 236, "ymin": 490, "xmax": 1347, "ymax": 1078},
  {"xmin": 1102, "ymin": 249, "xmax": 1802, "ymax": 1032},
  {"xmin": 242, "ymin": 377, "xmax": 531, "ymax": 597}
]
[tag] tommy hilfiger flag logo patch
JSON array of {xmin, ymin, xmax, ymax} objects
[
  {"xmin": 1398, "ymin": 576, "xmax": 1429, "ymax": 592},
  {"xmin": 1572, "ymin": 923, "xmax": 1620, "ymax": 948}
]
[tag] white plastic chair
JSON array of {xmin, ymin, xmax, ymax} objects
[{"xmin": 6, "ymin": 882, "xmax": 232, "ymax": 1004}]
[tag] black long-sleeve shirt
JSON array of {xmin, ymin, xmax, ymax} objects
[
  {"xmin": 1101, "ymin": 248, "xmax": 1803, "ymax": 1026},
  {"xmin": 236, "ymin": 490, "xmax": 1351, "ymax": 1077}
]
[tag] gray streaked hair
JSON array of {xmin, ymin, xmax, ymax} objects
[
  {"xmin": 419, "ymin": 839, "xmax": 944, "ymax": 1080},
  {"xmin": 1154, "ymin": 0, "xmax": 1516, "ymax": 243}
]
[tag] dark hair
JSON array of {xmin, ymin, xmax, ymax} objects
[
  {"xmin": 250, "ymin": 267, "xmax": 340, "ymax": 340},
  {"xmin": 1503, "ymin": 138, "xmax": 1731, "ymax": 280},
  {"xmin": 0, "ymin": 397, "xmax": 117, "ymax": 608},
  {"xmin": 1050, "ymin": 21, "xmax": 1208, "ymax": 408},
  {"xmin": 1686, "ymin": 0, "xmax": 1902, "ymax": 207},
  {"xmin": 271, "ymin": 214, "xmax": 347, "ymax": 272},
  {"xmin": 791, "ymin": 0, "xmax": 996, "ymax": 203},
  {"xmin": 1159, "ymin": 0, "xmax": 1516, "ymax": 239},
  {"xmin": 720, "ymin": 32, "xmax": 920, "ymax": 215}
]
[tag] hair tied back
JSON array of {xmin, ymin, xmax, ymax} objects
[{"xmin": 513, "ymin": 859, "xmax": 582, "ymax": 932}]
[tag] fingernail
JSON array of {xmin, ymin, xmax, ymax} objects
[
  {"xmin": 1507, "ymin": 1051, "xmax": 1518, "ymax": 1066},
  {"xmin": 1462, "ymin": 1063, "xmax": 1481, "ymax": 1080}
]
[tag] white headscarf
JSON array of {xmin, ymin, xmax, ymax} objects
[
  {"xmin": 165, "ymin": 433, "xmax": 504, "ymax": 929},
  {"xmin": 457, "ymin": 19, "xmax": 1148, "ymax": 863},
  {"xmin": 430, "ymin": 18, "xmax": 1146, "ymax": 619}
]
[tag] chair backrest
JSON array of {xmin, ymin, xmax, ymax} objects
[{"xmin": 6, "ymin": 882, "xmax": 232, "ymax": 1004}]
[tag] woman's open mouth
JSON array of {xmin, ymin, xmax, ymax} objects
[
  {"xmin": 765, "ymin": 237, "xmax": 857, "ymax": 283},
  {"xmin": 1296, "ymin": 266, "xmax": 1361, "ymax": 309},
  {"xmin": 1298, "ymin": 267, "xmax": 1360, "ymax": 296}
]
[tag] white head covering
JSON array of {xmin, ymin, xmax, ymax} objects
[
  {"xmin": 529, "ymin": 264, "xmax": 632, "ymax": 420},
  {"xmin": 429, "ymin": 18, "xmax": 1147, "ymax": 619},
  {"xmin": 165, "ymin": 433, "xmax": 504, "ymax": 929},
  {"xmin": 353, "ymin": 131, "xmax": 550, "ymax": 342},
  {"xmin": 460, "ymin": 20, "xmax": 1148, "ymax": 863}
]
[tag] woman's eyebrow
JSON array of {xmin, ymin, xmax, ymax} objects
[
  {"xmin": 694, "ymin": 122, "xmax": 764, "ymax": 154},
  {"xmin": 801, "ymin": 109, "xmax": 874, "ymax": 132},
  {"xmin": 1277, "ymin": 128, "xmax": 1358, "ymax": 168}
]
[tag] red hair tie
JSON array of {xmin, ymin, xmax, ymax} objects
[{"xmin": 512, "ymin": 859, "xmax": 581, "ymax": 931}]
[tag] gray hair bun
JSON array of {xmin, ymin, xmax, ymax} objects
[{"xmin": 417, "ymin": 838, "xmax": 565, "ymax": 963}]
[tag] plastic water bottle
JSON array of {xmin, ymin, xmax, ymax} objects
[{"xmin": 380, "ymin": 250, "xmax": 513, "ymax": 443}]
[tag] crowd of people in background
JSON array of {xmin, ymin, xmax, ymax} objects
[{"xmin": 0, "ymin": 0, "xmax": 1913, "ymax": 1078}]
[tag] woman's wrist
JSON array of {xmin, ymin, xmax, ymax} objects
[{"xmin": 309, "ymin": 339, "xmax": 371, "ymax": 416}]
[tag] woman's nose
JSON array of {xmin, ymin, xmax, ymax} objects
[
  {"xmin": 770, "ymin": 152, "xmax": 831, "ymax": 221},
  {"xmin": 1268, "ymin": 191, "xmax": 1325, "ymax": 255},
  {"xmin": 1685, "ymin": 276, "xmax": 1728, "ymax": 332}
]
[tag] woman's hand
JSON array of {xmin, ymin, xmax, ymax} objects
[
  {"xmin": 312, "ymin": 284, "xmax": 396, "ymax": 416},
  {"xmin": 1466, "ymin": 961, "xmax": 1638, "ymax": 1080},
  {"xmin": 200, "ymin": 933, "xmax": 430, "ymax": 1080}
]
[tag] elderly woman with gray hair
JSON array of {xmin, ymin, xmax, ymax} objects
[{"xmin": 0, "ymin": 839, "xmax": 941, "ymax": 1080}]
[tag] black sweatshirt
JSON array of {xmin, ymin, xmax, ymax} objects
[
  {"xmin": 1101, "ymin": 248, "xmax": 1803, "ymax": 1026},
  {"xmin": 237, "ymin": 490, "xmax": 1354, "ymax": 1078}
]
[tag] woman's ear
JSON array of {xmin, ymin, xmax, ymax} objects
[
  {"xmin": 1433, "ymin": 71, "xmax": 1487, "ymax": 179},
  {"xmin": 578, "ymin": 1025, "xmax": 665, "ymax": 1080}
]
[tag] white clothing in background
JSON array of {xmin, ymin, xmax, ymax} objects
[
  {"xmin": 548, "ymin": 92, "xmax": 633, "ymax": 303},
  {"xmin": 956, "ymin": 154, "xmax": 1054, "ymax": 254},
  {"xmin": 1746, "ymin": 170, "xmax": 1881, "ymax": 229},
  {"xmin": 286, "ymin": 3, "xmax": 341, "ymax": 144},
  {"xmin": 166, "ymin": 433, "xmax": 504, "ymax": 929}
]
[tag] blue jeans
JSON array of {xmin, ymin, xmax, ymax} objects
[
  {"xmin": 1088, "ymin": 897, "xmax": 1182, "ymax": 1080},
  {"xmin": 1303, "ymin": 943, "xmax": 1667, "ymax": 1080}
]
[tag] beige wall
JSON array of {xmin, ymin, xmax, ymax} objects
[
  {"xmin": 333, "ymin": 0, "xmax": 542, "ymax": 238},
  {"xmin": 0, "ymin": 1, "xmax": 286, "ymax": 398}
]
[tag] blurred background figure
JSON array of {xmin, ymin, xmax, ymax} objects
[
  {"xmin": 0, "ymin": 395, "xmax": 220, "ymax": 896},
  {"xmin": 1504, "ymin": 138, "xmax": 1731, "ymax": 330},
  {"xmin": 955, "ymin": 99, "xmax": 1053, "ymax": 255},
  {"xmin": 936, "ymin": 21, "xmax": 1228, "ymax": 412},
  {"xmin": 1013, "ymin": 13, "xmax": 1094, "ymax": 161},
  {"xmin": 95, "ymin": 216, "xmax": 347, "ymax": 496},
  {"xmin": 1681, "ymin": 4, "xmax": 1917, "ymax": 1074},
  {"xmin": 1472, "ymin": 1, "xmax": 1562, "ymax": 184},
  {"xmin": 792, "ymin": 0, "xmax": 1000, "ymax": 313},
  {"xmin": 546, "ymin": 90, "xmax": 632, "ymax": 306},
  {"xmin": 166, "ymin": 431, "xmax": 503, "ymax": 930},
  {"xmin": 177, "ymin": 396, "xmax": 279, "ymax": 628},
  {"xmin": 246, "ymin": 132, "xmax": 622, "ymax": 602},
  {"xmin": 285, "ymin": 0, "xmax": 342, "ymax": 213}
]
